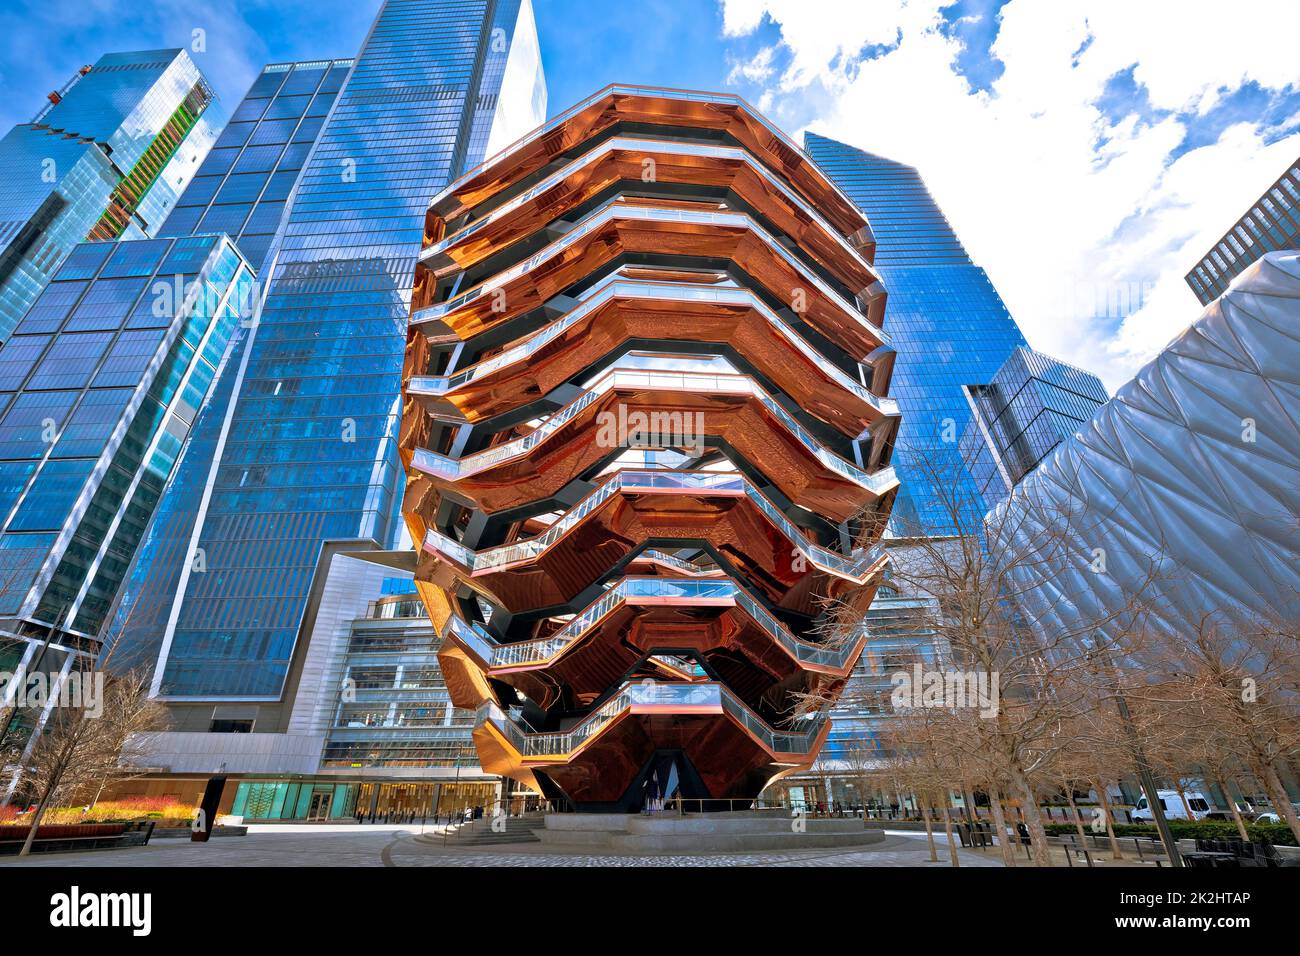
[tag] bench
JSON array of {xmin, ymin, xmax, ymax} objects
[
  {"xmin": 1045, "ymin": 834, "xmax": 1102, "ymax": 867},
  {"xmin": 953, "ymin": 822, "xmax": 995, "ymax": 849},
  {"xmin": 1125, "ymin": 836, "xmax": 1170, "ymax": 866},
  {"xmin": 0, "ymin": 821, "xmax": 155, "ymax": 855},
  {"xmin": 1187, "ymin": 837, "xmax": 1284, "ymax": 868}
]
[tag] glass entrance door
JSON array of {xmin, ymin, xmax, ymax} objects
[{"xmin": 307, "ymin": 790, "xmax": 332, "ymax": 821}]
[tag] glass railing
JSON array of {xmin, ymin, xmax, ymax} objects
[
  {"xmin": 649, "ymin": 655, "xmax": 708, "ymax": 677},
  {"xmin": 640, "ymin": 547, "xmax": 722, "ymax": 575},
  {"xmin": 477, "ymin": 679, "xmax": 826, "ymax": 758},
  {"xmin": 444, "ymin": 575, "xmax": 866, "ymax": 670},
  {"xmin": 410, "ymin": 366, "xmax": 899, "ymax": 497},
  {"xmin": 430, "ymin": 84, "xmax": 861, "ymax": 220},
  {"xmin": 477, "ymin": 683, "xmax": 644, "ymax": 757},
  {"xmin": 718, "ymin": 690, "xmax": 826, "ymax": 754},
  {"xmin": 408, "ymin": 276, "xmax": 894, "ymax": 414},
  {"xmin": 423, "ymin": 137, "xmax": 874, "ymax": 280},
  {"xmin": 423, "ymin": 469, "xmax": 889, "ymax": 582},
  {"xmin": 411, "ymin": 380, "xmax": 603, "ymax": 477},
  {"xmin": 422, "ymin": 471, "xmax": 740, "ymax": 571},
  {"xmin": 411, "ymin": 202, "xmax": 878, "ymax": 345}
]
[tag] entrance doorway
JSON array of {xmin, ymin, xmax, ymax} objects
[{"xmin": 307, "ymin": 790, "xmax": 332, "ymax": 821}]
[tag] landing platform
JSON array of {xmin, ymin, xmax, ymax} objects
[{"xmin": 539, "ymin": 811, "xmax": 887, "ymax": 853}]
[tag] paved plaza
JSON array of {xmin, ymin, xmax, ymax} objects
[{"xmin": 0, "ymin": 825, "xmax": 1006, "ymax": 868}]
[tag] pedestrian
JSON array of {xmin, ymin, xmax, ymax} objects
[{"xmin": 644, "ymin": 773, "xmax": 660, "ymax": 814}]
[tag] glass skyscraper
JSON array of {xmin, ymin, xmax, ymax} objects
[
  {"xmin": 804, "ymin": 133, "xmax": 1028, "ymax": 535},
  {"xmin": 1185, "ymin": 155, "xmax": 1300, "ymax": 306},
  {"xmin": 157, "ymin": 59, "xmax": 356, "ymax": 273},
  {"xmin": 102, "ymin": 59, "xmax": 354, "ymax": 675},
  {"xmin": 110, "ymin": 0, "xmax": 546, "ymax": 709},
  {"xmin": 0, "ymin": 234, "xmax": 253, "ymax": 795},
  {"xmin": 0, "ymin": 235, "xmax": 252, "ymax": 630},
  {"xmin": 790, "ymin": 134, "xmax": 1031, "ymax": 803},
  {"xmin": 0, "ymin": 50, "xmax": 223, "ymax": 342},
  {"xmin": 960, "ymin": 346, "xmax": 1108, "ymax": 509}
]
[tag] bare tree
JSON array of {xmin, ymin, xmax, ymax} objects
[
  {"xmin": 1192, "ymin": 732, "xmax": 1255, "ymax": 842},
  {"xmin": 851, "ymin": 448, "xmax": 1167, "ymax": 865},
  {"xmin": 17, "ymin": 667, "xmax": 167, "ymax": 856},
  {"xmin": 1055, "ymin": 697, "xmax": 1136, "ymax": 860},
  {"xmin": 837, "ymin": 738, "xmax": 881, "ymax": 823},
  {"xmin": 788, "ymin": 436, "xmax": 1297, "ymax": 867},
  {"xmin": 878, "ymin": 706, "xmax": 975, "ymax": 866},
  {"xmin": 1125, "ymin": 611, "xmax": 1300, "ymax": 843},
  {"xmin": 0, "ymin": 572, "xmax": 53, "ymax": 780}
]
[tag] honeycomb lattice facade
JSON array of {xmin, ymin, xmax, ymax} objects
[
  {"xmin": 992, "ymin": 250, "xmax": 1300, "ymax": 641},
  {"xmin": 400, "ymin": 86, "xmax": 899, "ymax": 811}
]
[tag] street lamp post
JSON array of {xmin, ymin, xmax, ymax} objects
[
  {"xmin": 1114, "ymin": 689, "xmax": 1183, "ymax": 867},
  {"xmin": 1094, "ymin": 640, "xmax": 1182, "ymax": 867}
]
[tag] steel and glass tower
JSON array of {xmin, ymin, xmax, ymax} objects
[
  {"xmin": 804, "ymin": 134, "xmax": 1027, "ymax": 535},
  {"xmin": 959, "ymin": 346, "xmax": 1107, "ymax": 509},
  {"xmin": 794, "ymin": 135, "xmax": 1030, "ymax": 803},
  {"xmin": 0, "ymin": 50, "xmax": 222, "ymax": 342},
  {"xmin": 109, "ymin": 1, "xmax": 546, "ymax": 719},
  {"xmin": 403, "ymin": 87, "xmax": 897, "ymax": 810},
  {"xmin": 103, "ymin": 59, "xmax": 354, "ymax": 675},
  {"xmin": 1185, "ymin": 155, "xmax": 1300, "ymax": 305},
  {"xmin": 0, "ymin": 235, "xmax": 253, "ymax": 796},
  {"xmin": 157, "ymin": 60, "xmax": 357, "ymax": 273},
  {"xmin": 0, "ymin": 235, "xmax": 253, "ymax": 631}
]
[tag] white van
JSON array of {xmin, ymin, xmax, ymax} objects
[{"xmin": 1131, "ymin": 790, "xmax": 1213, "ymax": 822}]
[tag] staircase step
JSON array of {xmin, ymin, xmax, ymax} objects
[{"xmin": 421, "ymin": 815, "xmax": 547, "ymax": 846}]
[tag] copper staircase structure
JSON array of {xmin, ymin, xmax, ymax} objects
[{"xmin": 401, "ymin": 85, "xmax": 898, "ymax": 811}]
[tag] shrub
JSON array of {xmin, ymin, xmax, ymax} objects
[
  {"xmin": 1043, "ymin": 820, "xmax": 1295, "ymax": 846},
  {"xmin": 29, "ymin": 799, "xmax": 196, "ymax": 826}
]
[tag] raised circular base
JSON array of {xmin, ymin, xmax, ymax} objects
[{"xmin": 539, "ymin": 811, "xmax": 888, "ymax": 853}]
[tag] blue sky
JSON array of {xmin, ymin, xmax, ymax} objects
[
  {"xmin": 0, "ymin": 0, "xmax": 752, "ymax": 132},
  {"xmin": 2, "ymin": 0, "xmax": 1297, "ymax": 386}
]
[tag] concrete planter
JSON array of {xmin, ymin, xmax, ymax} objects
[
  {"xmin": 152, "ymin": 825, "xmax": 248, "ymax": 839},
  {"xmin": 541, "ymin": 811, "xmax": 888, "ymax": 853}
]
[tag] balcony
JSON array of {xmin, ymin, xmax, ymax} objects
[
  {"xmin": 409, "ymin": 367, "xmax": 897, "ymax": 520},
  {"xmin": 408, "ymin": 276, "xmax": 896, "ymax": 441},
  {"xmin": 472, "ymin": 680, "xmax": 831, "ymax": 802},
  {"xmin": 412, "ymin": 202, "xmax": 886, "ymax": 360},
  {"xmin": 428, "ymin": 85, "xmax": 873, "ymax": 250},
  {"xmin": 421, "ymin": 136, "xmax": 879, "ymax": 296},
  {"xmin": 420, "ymin": 468, "xmax": 888, "ymax": 613},
  {"xmin": 442, "ymin": 574, "xmax": 867, "ymax": 717}
]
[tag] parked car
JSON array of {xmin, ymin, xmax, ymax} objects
[
  {"xmin": 1203, "ymin": 803, "xmax": 1256, "ymax": 822},
  {"xmin": 1131, "ymin": 790, "xmax": 1214, "ymax": 822},
  {"xmin": 1254, "ymin": 804, "xmax": 1300, "ymax": 824}
]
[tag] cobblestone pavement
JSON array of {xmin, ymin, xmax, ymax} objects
[{"xmin": 0, "ymin": 826, "xmax": 1004, "ymax": 867}]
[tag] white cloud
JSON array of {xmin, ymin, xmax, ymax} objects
[
  {"xmin": 722, "ymin": 0, "xmax": 913, "ymax": 88},
  {"xmin": 725, "ymin": 45, "xmax": 777, "ymax": 86},
  {"xmin": 717, "ymin": 0, "xmax": 1300, "ymax": 388}
]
